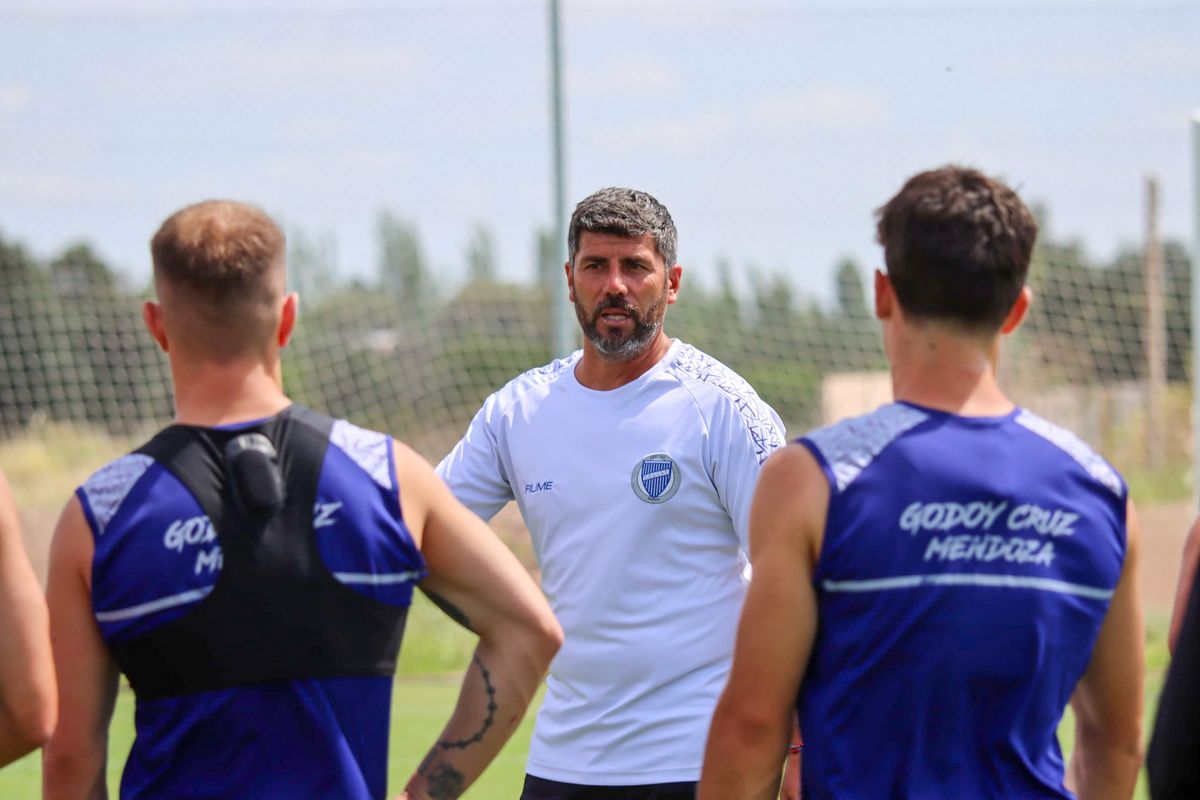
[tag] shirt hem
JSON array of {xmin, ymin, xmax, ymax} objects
[{"xmin": 525, "ymin": 759, "xmax": 700, "ymax": 786}]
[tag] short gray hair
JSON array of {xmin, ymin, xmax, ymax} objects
[{"xmin": 567, "ymin": 187, "xmax": 678, "ymax": 268}]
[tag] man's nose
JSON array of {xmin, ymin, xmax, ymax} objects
[{"xmin": 602, "ymin": 265, "xmax": 627, "ymax": 295}]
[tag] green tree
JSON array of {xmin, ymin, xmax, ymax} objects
[
  {"xmin": 834, "ymin": 258, "xmax": 869, "ymax": 321},
  {"xmin": 750, "ymin": 269, "xmax": 794, "ymax": 348},
  {"xmin": 288, "ymin": 228, "xmax": 338, "ymax": 303},
  {"xmin": 376, "ymin": 210, "xmax": 431, "ymax": 307},
  {"xmin": 823, "ymin": 257, "xmax": 884, "ymax": 375},
  {"xmin": 465, "ymin": 223, "xmax": 498, "ymax": 283},
  {"xmin": 535, "ymin": 226, "xmax": 562, "ymax": 295},
  {"xmin": 0, "ymin": 230, "xmax": 39, "ymax": 289}
]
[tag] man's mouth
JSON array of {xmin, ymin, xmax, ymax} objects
[{"xmin": 595, "ymin": 302, "xmax": 636, "ymax": 325}]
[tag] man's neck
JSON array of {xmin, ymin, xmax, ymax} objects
[
  {"xmin": 168, "ymin": 357, "xmax": 291, "ymax": 427},
  {"xmin": 574, "ymin": 333, "xmax": 674, "ymax": 391},
  {"xmin": 889, "ymin": 326, "xmax": 1014, "ymax": 417}
]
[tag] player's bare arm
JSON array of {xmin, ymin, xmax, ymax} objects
[
  {"xmin": 1169, "ymin": 515, "xmax": 1200, "ymax": 651},
  {"xmin": 780, "ymin": 726, "xmax": 802, "ymax": 800},
  {"xmin": 43, "ymin": 498, "xmax": 120, "ymax": 800},
  {"xmin": 699, "ymin": 444, "xmax": 827, "ymax": 800},
  {"xmin": 1067, "ymin": 497, "xmax": 1144, "ymax": 800},
  {"xmin": 0, "ymin": 468, "xmax": 56, "ymax": 765},
  {"xmin": 393, "ymin": 442, "xmax": 562, "ymax": 800}
]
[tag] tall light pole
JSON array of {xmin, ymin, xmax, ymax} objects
[{"xmin": 549, "ymin": 0, "xmax": 571, "ymax": 357}]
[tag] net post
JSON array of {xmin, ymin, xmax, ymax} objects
[{"xmin": 1145, "ymin": 175, "xmax": 1165, "ymax": 471}]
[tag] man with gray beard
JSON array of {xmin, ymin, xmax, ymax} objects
[{"xmin": 438, "ymin": 187, "xmax": 787, "ymax": 799}]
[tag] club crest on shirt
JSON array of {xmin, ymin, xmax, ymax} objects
[{"xmin": 631, "ymin": 453, "xmax": 680, "ymax": 504}]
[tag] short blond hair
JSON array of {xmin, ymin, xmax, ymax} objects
[{"xmin": 150, "ymin": 200, "xmax": 286, "ymax": 358}]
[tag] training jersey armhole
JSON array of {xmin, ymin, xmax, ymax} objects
[
  {"xmin": 384, "ymin": 436, "xmax": 403, "ymax": 523},
  {"xmin": 384, "ymin": 438, "xmax": 426, "ymax": 567},
  {"xmin": 797, "ymin": 437, "xmax": 839, "ymax": 499},
  {"xmin": 797, "ymin": 437, "xmax": 839, "ymax": 586},
  {"xmin": 1115, "ymin": 491, "xmax": 1131, "ymax": 561},
  {"xmin": 318, "ymin": 433, "xmax": 428, "ymax": 601},
  {"xmin": 78, "ymin": 487, "xmax": 103, "ymax": 612},
  {"xmin": 327, "ymin": 425, "xmax": 424, "ymax": 563},
  {"xmin": 76, "ymin": 486, "xmax": 99, "ymax": 539}
]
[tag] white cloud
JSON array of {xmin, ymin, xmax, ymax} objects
[
  {"xmin": 754, "ymin": 88, "xmax": 885, "ymax": 128},
  {"xmin": 594, "ymin": 112, "xmax": 731, "ymax": 153},
  {"xmin": 571, "ymin": 60, "xmax": 678, "ymax": 95}
]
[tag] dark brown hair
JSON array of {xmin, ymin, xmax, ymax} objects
[{"xmin": 876, "ymin": 166, "xmax": 1037, "ymax": 332}]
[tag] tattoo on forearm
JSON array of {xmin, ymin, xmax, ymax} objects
[
  {"xmin": 416, "ymin": 755, "xmax": 466, "ymax": 800},
  {"xmin": 412, "ymin": 655, "xmax": 497, "ymax": 798},
  {"xmin": 438, "ymin": 654, "xmax": 496, "ymax": 749},
  {"xmin": 422, "ymin": 588, "xmax": 475, "ymax": 632},
  {"xmin": 425, "ymin": 762, "xmax": 465, "ymax": 800}
]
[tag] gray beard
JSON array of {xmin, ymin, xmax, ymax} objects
[{"xmin": 575, "ymin": 291, "xmax": 668, "ymax": 362}]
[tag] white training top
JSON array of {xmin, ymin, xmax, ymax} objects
[{"xmin": 437, "ymin": 340, "xmax": 787, "ymax": 785}]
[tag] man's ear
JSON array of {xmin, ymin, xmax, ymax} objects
[
  {"xmin": 142, "ymin": 300, "xmax": 169, "ymax": 352},
  {"xmin": 564, "ymin": 261, "xmax": 576, "ymax": 303},
  {"xmin": 873, "ymin": 270, "xmax": 894, "ymax": 320},
  {"xmin": 278, "ymin": 293, "xmax": 298, "ymax": 348},
  {"xmin": 666, "ymin": 264, "xmax": 682, "ymax": 306},
  {"xmin": 1000, "ymin": 287, "xmax": 1032, "ymax": 334}
]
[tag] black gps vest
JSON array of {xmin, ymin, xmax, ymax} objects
[{"xmin": 110, "ymin": 405, "xmax": 409, "ymax": 700}]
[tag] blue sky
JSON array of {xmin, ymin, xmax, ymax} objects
[{"xmin": 0, "ymin": 0, "xmax": 1196, "ymax": 303}]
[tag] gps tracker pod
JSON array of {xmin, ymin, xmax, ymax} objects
[{"xmin": 224, "ymin": 433, "xmax": 286, "ymax": 515}]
